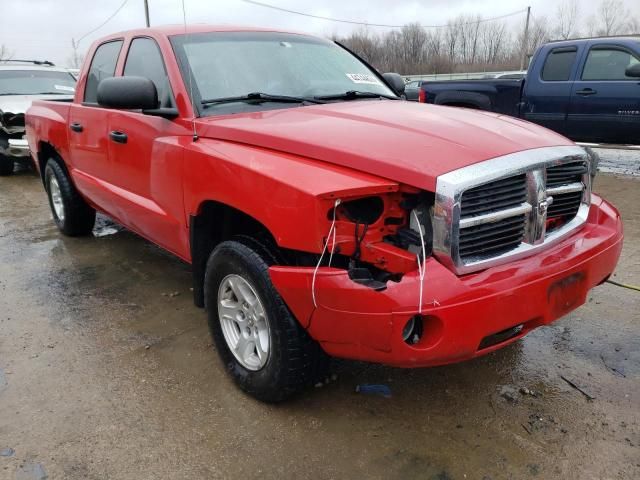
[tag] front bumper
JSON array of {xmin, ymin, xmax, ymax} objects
[
  {"xmin": 269, "ymin": 195, "xmax": 623, "ymax": 367},
  {"xmin": 0, "ymin": 137, "xmax": 30, "ymax": 159}
]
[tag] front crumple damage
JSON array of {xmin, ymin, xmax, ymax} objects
[
  {"xmin": 269, "ymin": 196, "xmax": 623, "ymax": 367},
  {"xmin": 0, "ymin": 110, "xmax": 29, "ymax": 159},
  {"xmin": 0, "ymin": 110, "xmax": 26, "ymax": 134}
]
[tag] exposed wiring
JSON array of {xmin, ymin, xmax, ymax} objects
[
  {"xmin": 77, "ymin": 0, "xmax": 130, "ymax": 44},
  {"xmin": 412, "ymin": 210, "xmax": 427, "ymax": 314},
  {"xmin": 312, "ymin": 199, "xmax": 341, "ymax": 308},
  {"xmin": 240, "ymin": 0, "xmax": 528, "ymax": 29},
  {"xmin": 606, "ymin": 279, "xmax": 640, "ymax": 292}
]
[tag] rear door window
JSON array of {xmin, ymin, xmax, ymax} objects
[
  {"xmin": 84, "ymin": 40, "xmax": 123, "ymax": 103},
  {"xmin": 541, "ymin": 47, "xmax": 577, "ymax": 81},
  {"xmin": 581, "ymin": 47, "xmax": 640, "ymax": 80}
]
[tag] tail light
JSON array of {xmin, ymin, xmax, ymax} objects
[{"xmin": 418, "ymin": 88, "xmax": 426, "ymax": 103}]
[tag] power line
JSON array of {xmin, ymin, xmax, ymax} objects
[
  {"xmin": 77, "ymin": 0, "xmax": 130, "ymax": 44},
  {"xmin": 240, "ymin": 0, "xmax": 528, "ymax": 28}
]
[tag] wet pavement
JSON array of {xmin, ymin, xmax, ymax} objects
[{"xmin": 0, "ymin": 166, "xmax": 638, "ymax": 480}]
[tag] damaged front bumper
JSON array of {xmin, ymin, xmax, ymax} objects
[
  {"xmin": 269, "ymin": 195, "xmax": 623, "ymax": 367},
  {"xmin": 0, "ymin": 136, "xmax": 30, "ymax": 159}
]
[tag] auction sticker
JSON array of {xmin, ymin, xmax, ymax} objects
[
  {"xmin": 346, "ymin": 73, "xmax": 382, "ymax": 85},
  {"xmin": 54, "ymin": 85, "xmax": 76, "ymax": 92}
]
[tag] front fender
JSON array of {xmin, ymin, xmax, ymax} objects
[{"xmin": 183, "ymin": 138, "xmax": 399, "ymax": 253}]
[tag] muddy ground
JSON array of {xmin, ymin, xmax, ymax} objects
[{"xmin": 0, "ymin": 166, "xmax": 638, "ymax": 480}]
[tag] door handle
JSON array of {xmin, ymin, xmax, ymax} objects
[
  {"xmin": 69, "ymin": 122, "xmax": 83, "ymax": 132},
  {"xmin": 576, "ymin": 88, "xmax": 597, "ymax": 96},
  {"xmin": 109, "ymin": 131, "xmax": 128, "ymax": 144}
]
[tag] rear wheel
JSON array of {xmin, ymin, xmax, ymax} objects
[
  {"xmin": 0, "ymin": 155, "xmax": 14, "ymax": 176},
  {"xmin": 44, "ymin": 158, "xmax": 96, "ymax": 236},
  {"xmin": 204, "ymin": 240, "xmax": 326, "ymax": 402}
]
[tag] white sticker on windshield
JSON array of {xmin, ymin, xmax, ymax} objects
[
  {"xmin": 54, "ymin": 85, "xmax": 75, "ymax": 92},
  {"xmin": 346, "ymin": 73, "xmax": 381, "ymax": 85}
]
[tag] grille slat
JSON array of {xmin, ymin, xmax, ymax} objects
[
  {"xmin": 545, "ymin": 162, "xmax": 586, "ymax": 229},
  {"xmin": 459, "ymin": 215, "xmax": 526, "ymax": 259},
  {"xmin": 460, "ymin": 230, "xmax": 525, "ymax": 254},
  {"xmin": 546, "ymin": 161, "xmax": 588, "ymax": 187},
  {"xmin": 460, "ymin": 174, "xmax": 527, "ymax": 218},
  {"xmin": 458, "ymin": 174, "xmax": 528, "ymax": 262}
]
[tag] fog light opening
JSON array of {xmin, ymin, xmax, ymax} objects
[{"xmin": 402, "ymin": 315, "xmax": 423, "ymax": 345}]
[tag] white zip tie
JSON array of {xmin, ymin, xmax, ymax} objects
[
  {"xmin": 413, "ymin": 210, "xmax": 427, "ymax": 314},
  {"xmin": 312, "ymin": 199, "xmax": 341, "ymax": 308}
]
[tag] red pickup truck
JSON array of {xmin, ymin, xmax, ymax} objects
[{"xmin": 26, "ymin": 25, "xmax": 623, "ymax": 402}]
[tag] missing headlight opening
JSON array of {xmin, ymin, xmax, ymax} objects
[{"xmin": 319, "ymin": 190, "xmax": 435, "ymax": 291}]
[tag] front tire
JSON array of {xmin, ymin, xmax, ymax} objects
[
  {"xmin": 44, "ymin": 158, "xmax": 96, "ymax": 236},
  {"xmin": 204, "ymin": 240, "xmax": 326, "ymax": 402},
  {"xmin": 0, "ymin": 155, "xmax": 14, "ymax": 176}
]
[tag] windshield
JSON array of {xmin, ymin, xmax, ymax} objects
[
  {"xmin": 0, "ymin": 70, "xmax": 76, "ymax": 96},
  {"xmin": 170, "ymin": 31, "xmax": 396, "ymax": 115}
]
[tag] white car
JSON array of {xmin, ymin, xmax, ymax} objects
[{"xmin": 0, "ymin": 61, "xmax": 76, "ymax": 175}]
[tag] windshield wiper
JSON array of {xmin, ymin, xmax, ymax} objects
[
  {"xmin": 315, "ymin": 90, "xmax": 399, "ymax": 101},
  {"xmin": 35, "ymin": 91, "xmax": 73, "ymax": 95},
  {"xmin": 201, "ymin": 92, "xmax": 326, "ymax": 108}
]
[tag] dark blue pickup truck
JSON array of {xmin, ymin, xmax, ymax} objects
[{"xmin": 420, "ymin": 36, "xmax": 640, "ymax": 144}]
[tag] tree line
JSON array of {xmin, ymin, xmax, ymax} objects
[{"xmin": 334, "ymin": 0, "xmax": 640, "ymax": 75}]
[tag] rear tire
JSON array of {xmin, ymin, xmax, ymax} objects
[
  {"xmin": 0, "ymin": 155, "xmax": 14, "ymax": 176},
  {"xmin": 44, "ymin": 158, "xmax": 96, "ymax": 236},
  {"xmin": 204, "ymin": 240, "xmax": 326, "ymax": 402}
]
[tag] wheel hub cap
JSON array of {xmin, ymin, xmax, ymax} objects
[
  {"xmin": 49, "ymin": 176, "xmax": 65, "ymax": 221},
  {"xmin": 218, "ymin": 274, "xmax": 270, "ymax": 371}
]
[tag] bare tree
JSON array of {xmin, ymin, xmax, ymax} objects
[
  {"xmin": 0, "ymin": 45, "xmax": 13, "ymax": 62},
  {"xmin": 68, "ymin": 39, "xmax": 84, "ymax": 69},
  {"xmin": 554, "ymin": 0, "xmax": 580, "ymax": 39},
  {"xmin": 515, "ymin": 16, "xmax": 551, "ymax": 65},
  {"xmin": 594, "ymin": 0, "xmax": 629, "ymax": 35}
]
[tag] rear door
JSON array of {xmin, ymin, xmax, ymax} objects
[
  {"xmin": 568, "ymin": 43, "xmax": 640, "ymax": 143},
  {"xmin": 105, "ymin": 36, "xmax": 187, "ymax": 256},
  {"xmin": 68, "ymin": 39, "xmax": 123, "ymax": 207},
  {"xmin": 522, "ymin": 45, "xmax": 580, "ymax": 136}
]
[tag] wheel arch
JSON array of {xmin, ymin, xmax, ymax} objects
[
  {"xmin": 190, "ymin": 200, "xmax": 278, "ymax": 308},
  {"xmin": 37, "ymin": 141, "xmax": 70, "ymax": 185},
  {"xmin": 434, "ymin": 91, "xmax": 492, "ymax": 111}
]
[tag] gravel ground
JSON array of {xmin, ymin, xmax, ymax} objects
[{"xmin": 594, "ymin": 147, "xmax": 640, "ymax": 176}]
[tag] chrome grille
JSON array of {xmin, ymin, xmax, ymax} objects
[{"xmin": 432, "ymin": 146, "xmax": 592, "ymax": 275}]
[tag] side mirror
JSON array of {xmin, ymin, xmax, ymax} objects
[
  {"xmin": 383, "ymin": 72, "xmax": 405, "ymax": 96},
  {"xmin": 625, "ymin": 63, "xmax": 640, "ymax": 78},
  {"xmin": 97, "ymin": 76, "xmax": 158, "ymax": 110}
]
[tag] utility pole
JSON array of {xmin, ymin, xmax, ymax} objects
[
  {"xmin": 144, "ymin": 0, "xmax": 150, "ymax": 27},
  {"xmin": 520, "ymin": 6, "xmax": 531, "ymax": 71}
]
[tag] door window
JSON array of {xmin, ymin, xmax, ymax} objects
[
  {"xmin": 123, "ymin": 37, "xmax": 174, "ymax": 107},
  {"xmin": 84, "ymin": 40, "xmax": 123, "ymax": 103},
  {"xmin": 541, "ymin": 47, "xmax": 577, "ymax": 81},
  {"xmin": 581, "ymin": 47, "xmax": 640, "ymax": 80}
]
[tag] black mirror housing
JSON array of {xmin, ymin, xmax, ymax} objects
[
  {"xmin": 625, "ymin": 63, "xmax": 640, "ymax": 78},
  {"xmin": 97, "ymin": 76, "xmax": 158, "ymax": 110},
  {"xmin": 383, "ymin": 72, "xmax": 406, "ymax": 96}
]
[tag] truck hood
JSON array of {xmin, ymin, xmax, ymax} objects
[
  {"xmin": 1, "ymin": 94, "xmax": 73, "ymax": 134},
  {"xmin": 195, "ymin": 100, "xmax": 574, "ymax": 191}
]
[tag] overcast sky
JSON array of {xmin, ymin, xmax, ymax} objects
[{"xmin": 1, "ymin": 0, "xmax": 638, "ymax": 67}]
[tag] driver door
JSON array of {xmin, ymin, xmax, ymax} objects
[{"xmin": 105, "ymin": 37, "xmax": 188, "ymax": 257}]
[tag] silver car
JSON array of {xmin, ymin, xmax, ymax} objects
[{"xmin": 0, "ymin": 61, "xmax": 76, "ymax": 175}]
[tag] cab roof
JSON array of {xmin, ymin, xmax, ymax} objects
[{"xmin": 100, "ymin": 24, "xmax": 314, "ymax": 41}]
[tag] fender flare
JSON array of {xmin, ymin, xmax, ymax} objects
[{"xmin": 434, "ymin": 91, "xmax": 492, "ymax": 111}]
